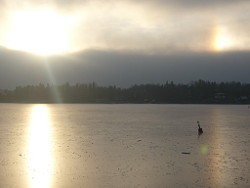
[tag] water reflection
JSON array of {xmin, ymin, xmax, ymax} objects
[
  {"xmin": 27, "ymin": 105, "xmax": 53, "ymax": 188},
  {"xmin": 205, "ymin": 107, "xmax": 226, "ymax": 187}
]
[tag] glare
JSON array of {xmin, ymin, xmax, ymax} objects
[
  {"xmin": 199, "ymin": 145, "xmax": 208, "ymax": 155},
  {"xmin": 212, "ymin": 26, "xmax": 234, "ymax": 52},
  {"xmin": 28, "ymin": 105, "xmax": 53, "ymax": 188},
  {"xmin": 7, "ymin": 9, "xmax": 71, "ymax": 55}
]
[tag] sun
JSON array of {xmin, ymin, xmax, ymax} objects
[{"xmin": 7, "ymin": 9, "xmax": 71, "ymax": 55}]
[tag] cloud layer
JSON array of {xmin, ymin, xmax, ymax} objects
[
  {"xmin": 1, "ymin": 48, "xmax": 250, "ymax": 89},
  {"xmin": 0, "ymin": 1, "xmax": 250, "ymax": 89},
  {"xmin": 1, "ymin": 0, "xmax": 250, "ymax": 54}
]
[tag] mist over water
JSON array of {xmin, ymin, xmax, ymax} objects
[{"xmin": 0, "ymin": 104, "xmax": 249, "ymax": 187}]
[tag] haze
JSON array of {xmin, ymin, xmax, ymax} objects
[{"xmin": 0, "ymin": 0, "xmax": 250, "ymax": 89}]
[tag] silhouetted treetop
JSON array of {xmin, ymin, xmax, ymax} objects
[{"xmin": 0, "ymin": 80, "xmax": 249, "ymax": 104}]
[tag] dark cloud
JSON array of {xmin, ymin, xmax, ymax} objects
[{"xmin": 1, "ymin": 48, "xmax": 250, "ymax": 89}]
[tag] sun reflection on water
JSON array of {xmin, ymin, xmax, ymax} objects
[{"xmin": 27, "ymin": 105, "xmax": 53, "ymax": 188}]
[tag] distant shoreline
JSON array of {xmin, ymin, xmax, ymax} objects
[{"xmin": 1, "ymin": 80, "xmax": 250, "ymax": 104}]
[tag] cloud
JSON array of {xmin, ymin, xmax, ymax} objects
[
  {"xmin": 1, "ymin": 0, "xmax": 250, "ymax": 90},
  {"xmin": 36, "ymin": 0, "xmax": 250, "ymax": 9},
  {"xmin": 59, "ymin": 0, "xmax": 250, "ymax": 53},
  {"xmin": 138, "ymin": 0, "xmax": 249, "ymax": 8},
  {"xmin": 1, "ymin": 0, "xmax": 250, "ymax": 54},
  {"xmin": 1, "ymin": 48, "xmax": 250, "ymax": 89},
  {"xmin": 0, "ymin": 0, "xmax": 6, "ymax": 16}
]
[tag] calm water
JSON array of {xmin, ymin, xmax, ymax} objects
[{"xmin": 0, "ymin": 104, "xmax": 249, "ymax": 188}]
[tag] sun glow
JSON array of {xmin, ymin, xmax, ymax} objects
[
  {"xmin": 212, "ymin": 25, "xmax": 235, "ymax": 52},
  {"xmin": 28, "ymin": 105, "xmax": 53, "ymax": 188},
  {"xmin": 7, "ymin": 9, "xmax": 71, "ymax": 55}
]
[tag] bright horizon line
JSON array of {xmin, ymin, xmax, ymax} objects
[{"xmin": 2, "ymin": 44, "xmax": 250, "ymax": 57}]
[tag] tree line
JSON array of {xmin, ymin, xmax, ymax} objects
[{"xmin": 0, "ymin": 80, "xmax": 250, "ymax": 104}]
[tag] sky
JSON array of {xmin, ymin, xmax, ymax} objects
[{"xmin": 0, "ymin": 0, "xmax": 250, "ymax": 89}]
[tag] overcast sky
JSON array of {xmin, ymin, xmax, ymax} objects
[{"xmin": 0, "ymin": 0, "xmax": 250, "ymax": 89}]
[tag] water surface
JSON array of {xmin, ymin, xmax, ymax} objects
[{"xmin": 0, "ymin": 104, "xmax": 249, "ymax": 188}]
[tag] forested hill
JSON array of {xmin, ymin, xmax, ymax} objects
[{"xmin": 0, "ymin": 80, "xmax": 250, "ymax": 104}]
